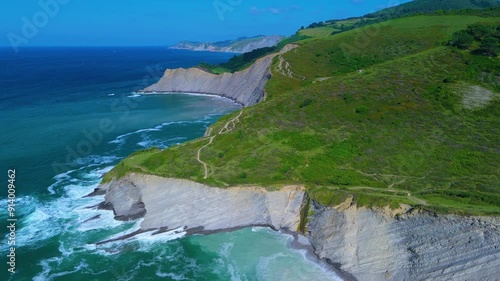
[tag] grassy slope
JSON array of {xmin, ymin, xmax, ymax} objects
[
  {"xmin": 200, "ymin": 34, "xmax": 310, "ymax": 74},
  {"xmin": 104, "ymin": 15, "xmax": 500, "ymax": 215},
  {"xmin": 299, "ymin": 27, "xmax": 339, "ymax": 37},
  {"xmin": 299, "ymin": 2, "xmax": 500, "ymax": 40},
  {"xmin": 367, "ymin": 0, "xmax": 500, "ymax": 18}
]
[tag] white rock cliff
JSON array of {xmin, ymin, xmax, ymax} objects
[
  {"xmin": 142, "ymin": 54, "xmax": 273, "ymax": 106},
  {"xmin": 307, "ymin": 202, "xmax": 500, "ymax": 281},
  {"xmin": 143, "ymin": 44, "xmax": 298, "ymax": 106},
  {"xmin": 100, "ymin": 174, "xmax": 306, "ymax": 233},
  {"xmin": 97, "ymin": 174, "xmax": 500, "ymax": 281}
]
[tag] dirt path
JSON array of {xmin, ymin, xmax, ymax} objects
[
  {"xmin": 277, "ymin": 55, "xmax": 305, "ymax": 81},
  {"xmin": 219, "ymin": 109, "xmax": 243, "ymax": 135},
  {"xmin": 197, "ymin": 110, "xmax": 243, "ymax": 179},
  {"xmin": 197, "ymin": 136, "xmax": 215, "ymax": 179},
  {"xmin": 348, "ymin": 186, "xmax": 428, "ymax": 206}
]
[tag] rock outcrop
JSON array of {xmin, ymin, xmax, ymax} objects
[
  {"xmin": 143, "ymin": 44, "xmax": 298, "ymax": 107},
  {"xmin": 143, "ymin": 55, "xmax": 272, "ymax": 106},
  {"xmin": 170, "ymin": 36, "xmax": 283, "ymax": 53},
  {"xmin": 307, "ymin": 202, "xmax": 500, "ymax": 281},
  {"xmin": 98, "ymin": 174, "xmax": 500, "ymax": 281},
  {"xmin": 100, "ymin": 173, "xmax": 306, "ymax": 233}
]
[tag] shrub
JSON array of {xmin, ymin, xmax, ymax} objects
[
  {"xmin": 478, "ymin": 36, "xmax": 499, "ymax": 56},
  {"xmin": 448, "ymin": 30, "xmax": 474, "ymax": 49},
  {"xmin": 299, "ymin": 98, "xmax": 313, "ymax": 108},
  {"xmin": 355, "ymin": 106, "xmax": 369, "ymax": 114},
  {"xmin": 466, "ymin": 24, "xmax": 495, "ymax": 40}
]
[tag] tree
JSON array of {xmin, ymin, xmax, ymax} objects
[
  {"xmin": 478, "ymin": 36, "xmax": 499, "ymax": 56},
  {"xmin": 448, "ymin": 30, "xmax": 474, "ymax": 49},
  {"xmin": 466, "ymin": 24, "xmax": 495, "ymax": 40},
  {"xmin": 493, "ymin": 25, "xmax": 500, "ymax": 39},
  {"xmin": 307, "ymin": 22, "xmax": 326, "ymax": 29}
]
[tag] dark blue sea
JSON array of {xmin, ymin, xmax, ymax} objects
[{"xmin": 0, "ymin": 47, "xmax": 340, "ymax": 280}]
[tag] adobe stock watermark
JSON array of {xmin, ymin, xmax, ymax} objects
[
  {"xmin": 7, "ymin": 0, "xmax": 71, "ymax": 53},
  {"xmin": 51, "ymin": 64, "xmax": 165, "ymax": 176},
  {"xmin": 213, "ymin": 0, "xmax": 244, "ymax": 21}
]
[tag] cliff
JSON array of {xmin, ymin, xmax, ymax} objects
[
  {"xmin": 170, "ymin": 35, "xmax": 283, "ymax": 53},
  {"xmin": 96, "ymin": 175, "xmax": 500, "ymax": 281},
  {"xmin": 307, "ymin": 202, "xmax": 500, "ymax": 281},
  {"xmin": 143, "ymin": 44, "xmax": 297, "ymax": 106},
  {"xmin": 98, "ymin": 173, "xmax": 306, "ymax": 233},
  {"xmin": 142, "ymin": 53, "xmax": 273, "ymax": 106}
]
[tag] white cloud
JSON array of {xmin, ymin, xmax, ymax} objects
[{"xmin": 249, "ymin": 5, "xmax": 302, "ymax": 16}]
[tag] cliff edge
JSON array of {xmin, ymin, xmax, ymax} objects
[
  {"xmin": 98, "ymin": 173, "xmax": 306, "ymax": 233},
  {"xmin": 96, "ymin": 174, "xmax": 500, "ymax": 281},
  {"xmin": 307, "ymin": 202, "xmax": 500, "ymax": 281},
  {"xmin": 143, "ymin": 44, "xmax": 297, "ymax": 106}
]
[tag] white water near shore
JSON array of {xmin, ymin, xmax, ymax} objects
[
  {"xmin": 2, "ymin": 110, "xmax": 344, "ymax": 281},
  {"xmin": 1, "ymin": 47, "xmax": 345, "ymax": 280}
]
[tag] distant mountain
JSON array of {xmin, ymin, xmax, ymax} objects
[
  {"xmin": 170, "ymin": 35, "xmax": 284, "ymax": 53},
  {"xmin": 366, "ymin": 0, "xmax": 500, "ymax": 18}
]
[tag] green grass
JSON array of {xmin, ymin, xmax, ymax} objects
[
  {"xmin": 104, "ymin": 14, "xmax": 500, "ymax": 216},
  {"xmin": 299, "ymin": 27, "xmax": 338, "ymax": 37},
  {"xmin": 209, "ymin": 67, "xmax": 232, "ymax": 74},
  {"xmin": 283, "ymin": 16, "xmax": 499, "ymax": 80}
]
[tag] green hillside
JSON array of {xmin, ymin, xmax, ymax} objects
[
  {"xmin": 105, "ymin": 13, "xmax": 500, "ymax": 216},
  {"xmin": 367, "ymin": 0, "xmax": 500, "ymax": 19},
  {"xmin": 298, "ymin": 0, "xmax": 500, "ymax": 38},
  {"xmin": 199, "ymin": 34, "xmax": 308, "ymax": 74}
]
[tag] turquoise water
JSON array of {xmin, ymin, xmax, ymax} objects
[{"xmin": 0, "ymin": 47, "xmax": 341, "ymax": 280}]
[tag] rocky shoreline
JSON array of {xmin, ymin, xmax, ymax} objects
[
  {"xmin": 92, "ymin": 174, "xmax": 356, "ymax": 280},
  {"xmin": 92, "ymin": 174, "xmax": 500, "ymax": 281},
  {"xmin": 308, "ymin": 201, "xmax": 500, "ymax": 281},
  {"xmin": 96, "ymin": 174, "xmax": 306, "ymax": 232},
  {"xmin": 141, "ymin": 55, "xmax": 272, "ymax": 107},
  {"xmin": 141, "ymin": 44, "xmax": 297, "ymax": 107}
]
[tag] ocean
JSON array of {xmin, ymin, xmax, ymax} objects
[{"xmin": 0, "ymin": 47, "xmax": 341, "ymax": 281}]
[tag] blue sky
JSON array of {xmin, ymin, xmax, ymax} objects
[{"xmin": 1, "ymin": 0, "xmax": 410, "ymax": 47}]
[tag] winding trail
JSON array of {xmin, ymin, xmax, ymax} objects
[
  {"xmin": 194, "ymin": 45, "xmax": 299, "ymax": 179},
  {"xmin": 197, "ymin": 110, "xmax": 244, "ymax": 179},
  {"xmin": 277, "ymin": 55, "xmax": 306, "ymax": 81},
  {"xmin": 348, "ymin": 186, "xmax": 428, "ymax": 206},
  {"xmin": 197, "ymin": 136, "xmax": 215, "ymax": 179}
]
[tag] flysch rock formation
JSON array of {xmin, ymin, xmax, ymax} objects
[
  {"xmin": 98, "ymin": 173, "xmax": 306, "ymax": 233},
  {"xmin": 96, "ymin": 173, "xmax": 500, "ymax": 281},
  {"xmin": 169, "ymin": 36, "xmax": 283, "ymax": 53},
  {"xmin": 142, "ymin": 44, "xmax": 297, "ymax": 107},
  {"xmin": 307, "ymin": 201, "xmax": 500, "ymax": 281}
]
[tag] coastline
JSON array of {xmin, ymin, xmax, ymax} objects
[
  {"xmin": 98, "ymin": 40, "xmax": 500, "ymax": 280},
  {"xmin": 94, "ymin": 174, "xmax": 500, "ymax": 281},
  {"xmin": 91, "ymin": 194, "xmax": 355, "ymax": 281},
  {"xmin": 168, "ymin": 47, "xmax": 243, "ymax": 54},
  {"xmin": 138, "ymin": 90, "xmax": 245, "ymax": 107},
  {"xmin": 92, "ymin": 174, "xmax": 354, "ymax": 280}
]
